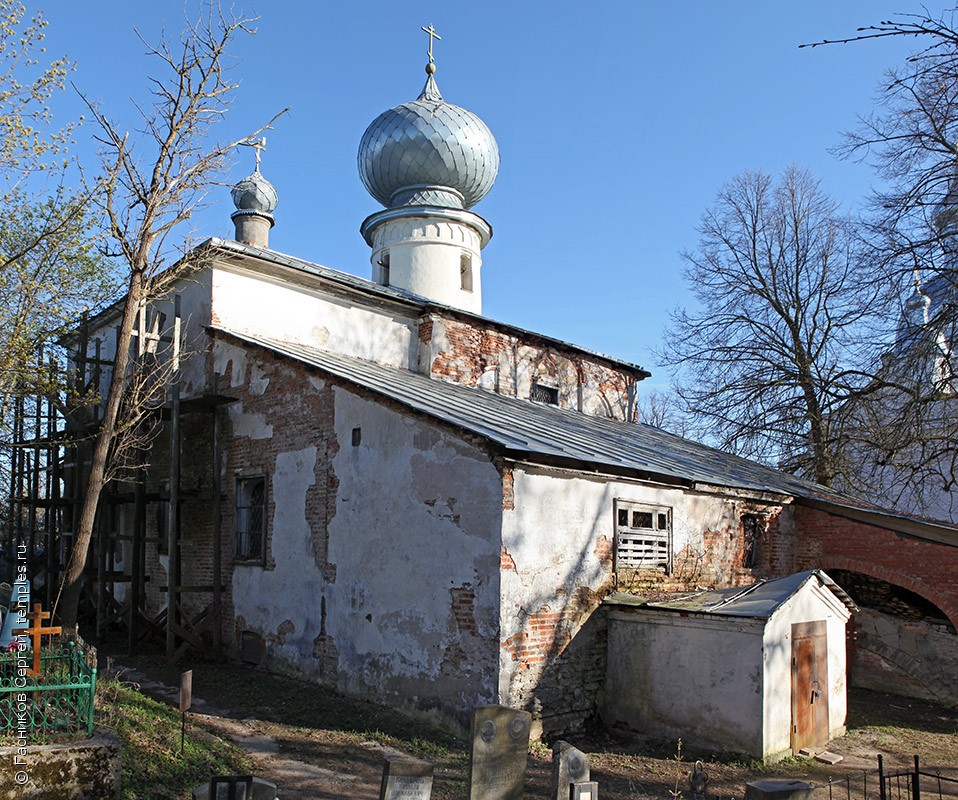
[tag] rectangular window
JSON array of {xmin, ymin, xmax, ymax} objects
[
  {"xmin": 236, "ymin": 476, "xmax": 266, "ymax": 563},
  {"xmin": 378, "ymin": 251, "xmax": 390, "ymax": 286},
  {"xmin": 742, "ymin": 513, "xmax": 763, "ymax": 568},
  {"xmin": 531, "ymin": 381, "xmax": 559, "ymax": 405},
  {"xmin": 615, "ymin": 500, "xmax": 672, "ymax": 571},
  {"xmin": 460, "ymin": 252, "xmax": 473, "ymax": 292}
]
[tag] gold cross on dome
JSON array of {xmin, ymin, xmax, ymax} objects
[{"xmin": 421, "ymin": 24, "xmax": 441, "ymax": 64}]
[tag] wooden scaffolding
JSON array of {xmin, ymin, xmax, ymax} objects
[{"xmin": 2, "ymin": 297, "xmax": 230, "ymax": 662}]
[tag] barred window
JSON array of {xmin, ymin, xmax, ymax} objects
[
  {"xmin": 236, "ymin": 476, "xmax": 266, "ymax": 563},
  {"xmin": 531, "ymin": 381, "xmax": 559, "ymax": 405},
  {"xmin": 615, "ymin": 500, "xmax": 672, "ymax": 572}
]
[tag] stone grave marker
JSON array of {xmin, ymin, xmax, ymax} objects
[
  {"xmin": 192, "ymin": 775, "xmax": 277, "ymax": 800},
  {"xmin": 550, "ymin": 741, "xmax": 591, "ymax": 800},
  {"xmin": 467, "ymin": 704, "xmax": 532, "ymax": 800},
  {"xmin": 380, "ymin": 755, "xmax": 434, "ymax": 800}
]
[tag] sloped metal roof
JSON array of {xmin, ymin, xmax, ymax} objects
[
  {"xmin": 215, "ymin": 328, "xmax": 839, "ymax": 495},
  {"xmin": 211, "ymin": 328, "xmax": 958, "ymax": 545},
  {"xmin": 607, "ymin": 570, "xmax": 858, "ymax": 619}
]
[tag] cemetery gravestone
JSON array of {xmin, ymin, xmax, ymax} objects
[
  {"xmin": 551, "ymin": 741, "xmax": 591, "ymax": 800},
  {"xmin": 380, "ymin": 755, "xmax": 434, "ymax": 800},
  {"xmin": 192, "ymin": 776, "xmax": 277, "ymax": 800},
  {"xmin": 468, "ymin": 705, "xmax": 532, "ymax": 800}
]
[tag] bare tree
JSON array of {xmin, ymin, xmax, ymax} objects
[
  {"xmin": 56, "ymin": 4, "xmax": 283, "ymax": 629},
  {"xmin": 0, "ymin": 3, "xmax": 114, "ymax": 429},
  {"xmin": 659, "ymin": 166, "xmax": 887, "ymax": 487},
  {"xmin": 800, "ymin": 9, "xmax": 958, "ymax": 518},
  {"xmin": 634, "ymin": 388, "xmax": 691, "ymax": 436}
]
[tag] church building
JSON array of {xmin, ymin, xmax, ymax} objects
[{"xmin": 69, "ymin": 38, "xmax": 958, "ymax": 742}]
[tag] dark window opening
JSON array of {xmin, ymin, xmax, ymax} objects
[
  {"xmin": 236, "ymin": 476, "xmax": 266, "ymax": 563},
  {"xmin": 531, "ymin": 381, "xmax": 559, "ymax": 405},
  {"xmin": 742, "ymin": 513, "xmax": 763, "ymax": 568},
  {"xmin": 632, "ymin": 511, "xmax": 654, "ymax": 529},
  {"xmin": 351, "ymin": 427, "xmax": 362, "ymax": 446},
  {"xmin": 378, "ymin": 251, "xmax": 390, "ymax": 286}
]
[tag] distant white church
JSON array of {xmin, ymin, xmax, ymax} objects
[{"xmin": 838, "ymin": 200, "xmax": 958, "ymax": 524}]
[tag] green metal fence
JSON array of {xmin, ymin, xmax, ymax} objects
[{"xmin": 0, "ymin": 637, "xmax": 97, "ymax": 738}]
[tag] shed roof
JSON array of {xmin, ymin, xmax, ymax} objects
[
  {"xmin": 212, "ymin": 328, "xmax": 958, "ymax": 546},
  {"xmin": 606, "ymin": 570, "xmax": 858, "ymax": 619}
]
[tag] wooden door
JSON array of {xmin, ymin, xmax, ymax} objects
[{"xmin": 791, "ymin": 620, "xmax": 829, "ymax": 754}]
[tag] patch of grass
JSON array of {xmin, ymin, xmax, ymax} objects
[
  {"xmin": 97, "ymin": 676, "xmax": 252, "ymax": 800},
  {"xmin": 126, "ymin": 654, "xmax": 465, "ymax": 755}
]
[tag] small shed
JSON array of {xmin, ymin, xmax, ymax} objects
[{"xmin": 603, "ymin": 570, "xmax": 857, "ymax": 761}]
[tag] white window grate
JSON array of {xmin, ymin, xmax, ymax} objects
[{"xmin": 615, "ymin": 501, "xmax": 671, "ymax": 570}]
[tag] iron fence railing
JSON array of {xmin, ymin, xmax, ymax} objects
[
  {"xmin": 0, "ymin": 636, "xmax": 97, "ymax": 738},
  {"xmin": 880, "ymin": 756, "xmax": 958, "ymax": 800},
  {"xmin": 812, "ymin": 756, "xmax": 958, "ymax": 800}
]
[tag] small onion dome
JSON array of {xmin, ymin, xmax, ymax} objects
[
  {"xmin": 231, "ymin": 168, "xmax": 279, "ymax": 220},
  {"xmin": 358, "ymin": 69, "xmax": 499, "ymax": 210}
]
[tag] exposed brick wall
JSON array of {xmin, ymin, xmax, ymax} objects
[
  {"xmin": 501, "ymin": 586, "xmax": 611, "ymax": 737},
  {"xmin": 423, "ymin": 314, "xmax": 640, "ymax": 421},
  {"xmin": 499, "ymin": 462, "xmax": 514, "ymax": 511},
  {"xmin": 776, "ymin": 505, "xmax": 958, "ymax": 630},
  {"xmin": 215, "ymin": 340, "xmax": 339, "ymax": 658}
]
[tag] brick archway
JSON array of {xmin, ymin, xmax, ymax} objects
[{"xmin": 790, "ymin": 506, "xmax": 958, "ymax": 631}]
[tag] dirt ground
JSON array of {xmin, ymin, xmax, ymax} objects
[{"xmin": 117, "ymin": 657, "xmax": 958, "ymax": 800}]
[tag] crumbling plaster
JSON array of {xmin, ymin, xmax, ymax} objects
[
  {"xmin": 421, "ymin": 316, "xmax": 639, "ymax": 421},
  {"xmin": 325, "ymin": 388, "xmax": 504, "ymax": 722},
  {"xmin": 216, "ymin": 335, "xmax": 506, "ymax": 723},
  {"xmin": 231, "ymin": 445, "xmax": 325, "ymax": 672},
  {"xmin": 498, "ymin": 465, "xmax": 783, "ymax": 732}
]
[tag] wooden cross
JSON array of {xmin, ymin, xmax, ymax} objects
[
  {"xmin": 13, "ymin": 603, "xmax": 62, "ymax": 677},
  {"xmin": 421, "ymin": 24, "xmax": 441, "ymax": 64}
]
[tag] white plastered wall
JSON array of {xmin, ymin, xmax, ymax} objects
[
  {"xmin": 368, "ymin": 215, "xmax": 484, "ymax": 314},
  {"xmin": 499, "ymin": 466, "xmax": 741, "ymax": 713},
  {"xmin": 210, "ymin": 261, "xmax": 418, "ymax": 369},
  {"xmin": 219, "ymin": 345, "xmax": 507, "ymax": 724},
  {"xmin": 604, "ymin": 609, "xmax": 766, "ymax": 755},
  {"xmin": 324, "ymin": 388, "xmax": 504, "ymax": 721}
]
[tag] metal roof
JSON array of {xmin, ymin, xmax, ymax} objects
[
  {"xmin": 215, "ymin": 328, "xmax": 844, "ymax": 495},
  {"xmin": 211, "ymin": 328, "xmax": 958, "ymax": 545},
  {"xmin": 607, "ymin": 570, "xmax": 858, "ymax": 619}
]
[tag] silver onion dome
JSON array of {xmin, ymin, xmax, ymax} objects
[
  {"xmin": 231, "ymin": 168, "xmax": 279, "ymax": 218},
  {"xmin": 358, "ymin": 69, "xmax": 499, "ymax": 210}
]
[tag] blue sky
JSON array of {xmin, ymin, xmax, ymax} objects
[{"xmin": 41, "ymin": 2, "xmax": 927, "ymax": 392}]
